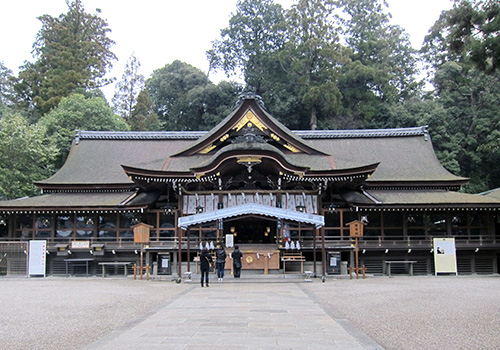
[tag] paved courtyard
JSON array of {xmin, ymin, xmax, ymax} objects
[{"xmin": 0, "ymin": 275, "xmax": 499, "ymax": 349}]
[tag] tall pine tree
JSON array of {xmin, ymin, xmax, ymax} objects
[
  {"xmin": 15, "ymin": 0, "xmax": 116, "ymax": 117},
  {"xmin": 113, "ymin": 53, "xmax": 145, "ymax": 122}
]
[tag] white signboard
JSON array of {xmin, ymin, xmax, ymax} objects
[
  {"xmin": 161, "ymin": 258, "xmax": 169, "ymax": 268},
  {"xmin": 433, "ymin": 237, "xmax": 458, "ymax": 275},
  {"xmin": 71, "ymin": 241, "xmax": 90, "ymax": 249},
  {"xmin": 225, "ymin": 234, "xmax": 234, "ymax": 248},
  {"xmin": 29, "ymin": 240, "xmax": 47, "ymax": 277}
]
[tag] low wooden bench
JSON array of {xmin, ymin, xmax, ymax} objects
[
  {"xmin": 281, "ymin": 253, "xmax": 306, "ymax": 274},
  {"xmin": 64, "ymin": 258, "xmax": 94, "ymax": 277},
  {"xmin": 383, "ymin": 260, "xmax": 417, "ymax": 277},
  {"xmin": 98, "ymin": 262, "xmax": 131, "ymax": 278}
]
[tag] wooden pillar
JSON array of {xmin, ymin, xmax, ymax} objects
[
  {"xmin": 187, "ymin": 228, "xmax": 191, "ymax": 272},
  {"xmin": 32, "ymin": 213, "xmax": 36, "ymax": 240},
  {"xmin": 218, "ymin": 193, "xmax": 223, "ymax": 243},
  {"xmin": 314, "ymin": 193, "xmax": 322, "ymax": 276},
  {"xmin": 177, "ymin": 190, "xmax": 183, "ymax": 278},
  {"xmin": 116, "ymin": 213, "xmax": 120, "ymax": 242},
  {"xmin": 155, "ymin": 211, "xmax": 160, "ymax": 242},
  {"xmin": 355, "ymin": 237, "xmax": 359, "ymax": 279},
  {"xmin": 177, "ymin": 227, "xmax": 182, "ymax": 278},
  {"xmin": 313, "ymin": 226, "xmax": 317, "ymax": 275},
  {"xmin": 321, "ymin": 225, "xmax": 326, "ymax": 277}
]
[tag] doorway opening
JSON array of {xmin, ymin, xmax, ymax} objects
[{"xmin": 224, "ymin": 217, "xmax": 276, "ymax": 245}]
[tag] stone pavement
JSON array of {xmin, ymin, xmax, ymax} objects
[{"xmin": 84, "ymin": 279, "xmax": 383, "ymax": 350}]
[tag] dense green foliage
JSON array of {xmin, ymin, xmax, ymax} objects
[
  {"xmin": 337, "ymin": 0, "xmax": 419, "ymax": 127},
  {"xmin": 0, "ymin": 0, "xmax": 499, "ymax": 198},
  {"xmin": 129, "ymin": 90, "xmax": 163, "ymax": 131},
  {"xmin": 443, "ymin": 0, "xmax": 499, "ymax": 74},
  {"xmin": 207, "ymin": 0, "xmax": 286, "ymax": 93},
  {"xmin": 0, "ymin": 113, "xmax": 56, "ymax": 199},
  {"xmin": 419, "ymin": 0, "xmax": 500, "ymax": 192},
  {"xmin": 147, "ymin": 60, "xmax": 241, "ymax": 130}
]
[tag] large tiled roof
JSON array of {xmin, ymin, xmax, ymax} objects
[
  {"xmin": 480, "ymin": 188, "xmax": 500, "ymax": 201},
  {"xmin": 0, "ymin": 192, "xmax": 142, "ymax": 213},
  {"xmin": 306, "ymin": 133, "xmax": 466, "ymax": 184},
  {"xmin": 361, "ymin": 190, "xmax": 500, "ymax": 209},
  {"xmin": 35, "ymin": 124, "xmax": 466, "ymax": 188},
  {"xmin": 36, "ymin": 137, "xmax": 195, "ymax": 187}
]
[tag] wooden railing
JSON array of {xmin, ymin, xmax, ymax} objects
[{"xmin": 0, "ymin": 235, "xmax": 498, "ymax": 248}]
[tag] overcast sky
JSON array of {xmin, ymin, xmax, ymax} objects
[{"xmin": 1, "ymin": 0, "xmax": 453, "ymax": 99}]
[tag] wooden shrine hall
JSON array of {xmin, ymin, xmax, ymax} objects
[{"xmin": 0, "ymin": 95, "xmax": 499, "ymax": 277}]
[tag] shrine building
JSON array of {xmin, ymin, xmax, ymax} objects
[{"xmin": 0, "ymin": 95, "xmax": 499, "ymax": 277}]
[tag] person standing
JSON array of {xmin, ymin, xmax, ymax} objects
[
  {"xmin": 200, "ymin": 248, "xmax": 213, "ymax": 287},
  {"xmin": 232, "ymin": 245, "xmax": 243, "ymax": 279},
  {"xmin": 216, "ymin": 247, "xmax": 227, "ymax": 282}
]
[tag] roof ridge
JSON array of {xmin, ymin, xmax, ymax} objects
[
  {"xmin": 74, "ymin": 125, "xmax": 429, "ymax": 142},
  {"xmin": 294, "ymin": 126, "xmax": 429, "ymax": 139},
  {"xmin": 75, "ymin": 130, "xmax": 205, "ymax": 142}
]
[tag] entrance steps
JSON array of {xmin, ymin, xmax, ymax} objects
[
  {"xmin": 188, "ymin": 272, "xmax": 312, "ymax": 283},
  {"xmin": 150, "ymin": 271, "xmax": 356, "ymax": 282}
]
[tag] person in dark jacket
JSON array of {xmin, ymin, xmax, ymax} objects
[
  {"xmin": 200, "ymin": 248, "xmax": 213, "ymax": 287},
  {"xmin": 216, "ymin": 247, "xmax": 227, "ymax": 282},
  {"xmin": 232, "ymin": 246, "xmax": 243, "ymax": 279}
]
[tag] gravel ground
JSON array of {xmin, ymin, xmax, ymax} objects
[
  {"xmin": 0, "ymin": 277, "xmax": 191, "ymax": 350},
  {"xmin": 0, "ymin": 275, "xmax": 499, "ymax": 350},
  {"xmin": 303, "ymin": 275, "xmax": 500, "ymax": 350}
]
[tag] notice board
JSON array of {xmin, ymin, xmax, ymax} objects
[
  {"xmin": 433, "ymin": 237, "xmax": 458, "ymax": 275},
  {"xmin": 225, "ymin": 234, "xmax": 234, "ymax": 248},
  {"xmin": 28, "ymin": 240, "xmax": 47, "ymax": 277}
]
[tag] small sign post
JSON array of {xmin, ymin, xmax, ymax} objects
[
  {"xmin": 347, "ymin": 220, "xmax": 366, "ymax": 279},
  {"xmin": 133, "ymin": 223, "xmax": 152, "ymax": 280}
]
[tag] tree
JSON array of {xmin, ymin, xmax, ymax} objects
[
  {"xmin": 422, "ymin": 0, "xmax": 500, "ymax": 192},
  {"xmin": 278, "ymin": 0, "xmax": 346, "ymax": 130},
  {"xmin": 446, "ymin": 0, "xmax": 500, "ymax": 74},
  {"xmin": 431, "ymin": 62, "xmax": 500, "ymax": 192},
  {"xmin": 15, "ymin": 0, "xmax": 116, "ymax": 116},
  {"xmin": 147, "ymin": 60, "xmax": 240, "ymax": 130},
  {"xmin": 337, "ymin": 0, "xmax": 420, "ymax": 126},
  {"xmin": 207, "ymin": 0, "xmax": 286, "ymax": 93},
  {"xmin": 147, "ymin": 60, "xmax": 208, "ymax": 129},
  {"xmin": 0, "ymin": 113, "xmax": 56, "ymax": 199},
  {"xmin": 129, "ymin": 89, "xmax": 163, "ymax": 131},
  {"xmin": 422, "ymin": 0, "xmax": 500, "ymax": 73},
  {"xmin": 0, "ymin": 61, "xmax": 15, "ymax": 117},
  {"xmin": 0, "ymin": 61, "xmax": 14, "ymax": 104},
  {"xmin": 180, "ymin": 81, "xmax": 243, "ymax": 130},
  {"xmin": 38, "ymin": 94, "xmax": 128, "ymax": 168},
  {"xmin": 112, "ymin": 53, "xmax": 145, "ymax": 121}
]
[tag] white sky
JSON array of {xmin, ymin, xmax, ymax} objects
[{"xmin": 0, "ymin": 0, "xmax": 453, "ymax": 100}]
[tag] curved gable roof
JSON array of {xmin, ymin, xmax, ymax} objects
[{"xmin": 173, "ymin": 98, "xmax": 327, "ymax": 157}]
